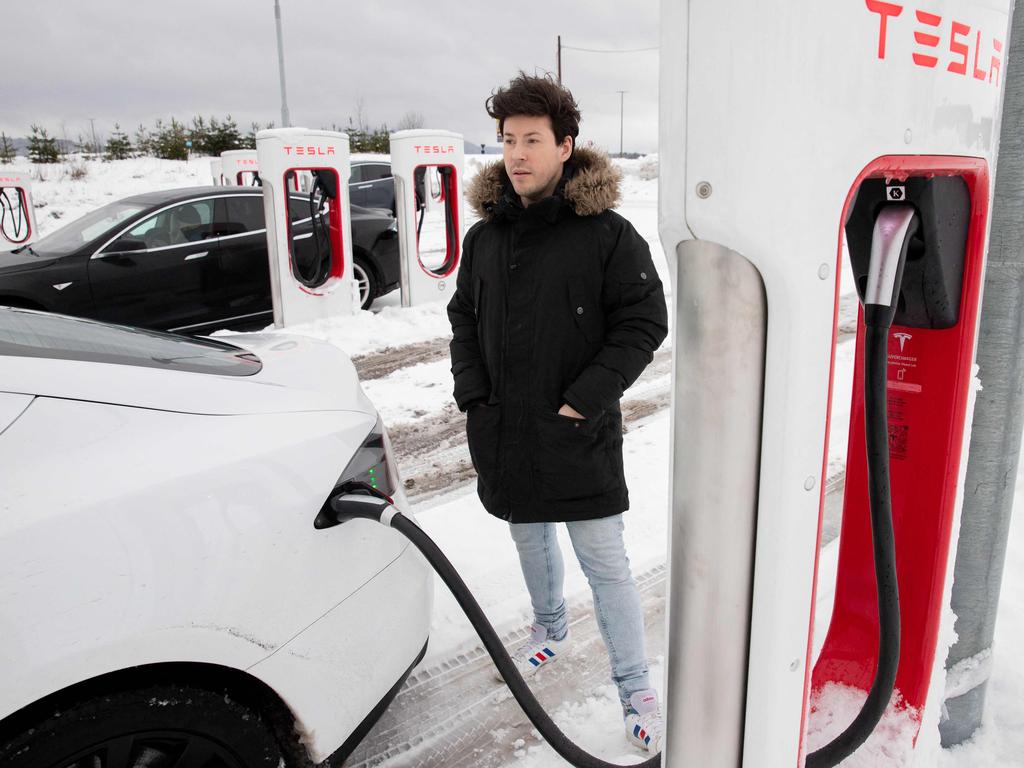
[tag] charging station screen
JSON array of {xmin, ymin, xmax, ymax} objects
[
  {"xmin": 0, "ymin": 187, "xmax": 31, "ymax": 244},
  {"xmin": 413, "ymin": 165, "xmax": 459, "ymax": 277},
  {"xmin": 284, "ymin": 168, "xmax": 342, "ymax": 290}
]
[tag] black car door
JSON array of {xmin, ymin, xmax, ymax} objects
[
  {"xmin": 363, "ymin": 163, "xmax": 395, "ymax": 212},
  {"xmin": 214, "ymin": 194, "xmax": 272, "ymax": 324},
  {"xmin": 88, "ymin": 198, "xmax": 224, "ymax": 331},
  {"xmin": 349, "ymin": 164, "xmax": 369, "ymax": 208}
]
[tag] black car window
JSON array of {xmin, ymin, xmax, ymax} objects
[
  {"xmin": 32, "ymin": 201, "xmax": 148, "ymax": 252},
  {"xmin": 219, "ymin": 195, "xmax": 265, "ymax": 236},
  {"xmin": 349, "ymin": 165, "xmax": 364, "ymax": 183},
  {"xmin": 288, "ymin": 196, "xmax": 319, "ymax": 224},
  {"xmin": 0, "ymin": 308, "xmax": 262, "ymax": 376},
  {"xmin": 106, "ymin": 199, "xmax": 215, "ymax": 251},
  {"xmin": 365, "ymin": 164, "xmax": 392, "ymax": 181}
]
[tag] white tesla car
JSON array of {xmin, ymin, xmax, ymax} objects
[{"xmin": 0, "ymin": 307, "xmax": 433, "ymax": 768}]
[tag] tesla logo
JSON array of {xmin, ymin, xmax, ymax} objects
[
  {"xmin": 0, "ymin": 177, "xmax": 23, "ymax": 183},
  {"xmin": 894, "ymin": 332, "xmax": 913, "ymax": 351},
  {"xmin": 867, "ymin": 0, "xmax": 1004, "ymax": 86},
  {"xmin": 414, "ymin": 145, "xmax": 456, "ymax": 154},
  {"xmin": 234, "ymin": 159, "xmax": 258, "ymax": 165},
  {"xmin": 283, "ymin": 145, "xmax": 337, "ymax": 156},
  {"xmin": 887, "ymin": 185, "xmax": 906, "ymax": 200}
]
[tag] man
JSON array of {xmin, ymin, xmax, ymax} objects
[{"xmin": 448, "ymin": 72, "xmax": 669, "ymax": 755}]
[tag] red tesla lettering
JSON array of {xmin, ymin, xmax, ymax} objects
[
  {"xmin": 948, "ymin": 21, "xmax": 970, "ymax": 75},
  {"xmin": 867, "ymin": 0, "xmax": 904, "ymax": 59},
  {"xmin": 912, "ymin": 9, "xmax": 940, "ymax": 68},
  {"xmin": 990, "ymin": 39, "xmax": 1003, "ymax": 85},
  {"xmin": 972, "ymin": 30, "xmax": 988, "ymax": 80},
  {"xmin": 284, "ymin": 146, "xmax": 293, "ymax": 155}
]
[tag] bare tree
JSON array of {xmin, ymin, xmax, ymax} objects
[
  {"xmin": 396, "ymin": 110, "xmax": 425, "ymax": 131},
  {"xmin": 350, "ymin": 96, "xmax": 369, "ymax": 132}
]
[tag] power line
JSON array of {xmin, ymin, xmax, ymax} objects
[{"xmin": 561, "ymin": 44, "xmax": 659, "ymax": 54}]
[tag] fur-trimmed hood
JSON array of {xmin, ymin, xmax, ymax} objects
[{"xmin": 465, "ymin": 146, "xmax": 622, "ymax": 221}]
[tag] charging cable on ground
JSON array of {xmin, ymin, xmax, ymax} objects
[{"xmin": 320, "ymin": 484, "xmax": 661, "ymax": 768}]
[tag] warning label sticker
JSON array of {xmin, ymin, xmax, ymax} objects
[{"xmin": 889, "ymin": 424, "xmax": 909, "ymax": 460}]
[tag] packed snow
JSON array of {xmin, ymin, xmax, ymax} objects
[{"xmin": 10, "ymin": 153, "xmax": 1024, "ymax": 766}]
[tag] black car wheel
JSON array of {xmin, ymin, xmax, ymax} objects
[
  {"xmin": 353, "ymin": 259, "xmax": 378, "ymax": 310},
  {"xmin": 0, "ymin": 684, "xmax": 293, "ymax": 768}
]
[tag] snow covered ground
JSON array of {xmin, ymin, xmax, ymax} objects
[{"xmin": 12, "ymin": 154, "xmax": 1024, "ymax": 766}]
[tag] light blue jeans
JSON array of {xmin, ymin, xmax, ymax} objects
[{"xmin": 508, "ymin": 514, "xmax": 650, "ymax": 706}]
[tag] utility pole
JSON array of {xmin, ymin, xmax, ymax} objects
[
  {"xmin": 89, "ymin": 117, "xmax": 99, "ymax": 156},
  {"xmin": 617, "ymin": 90, "xmax": 627, "ymax": 157},
  {"xmin": 274, "ymin": 0, "xmax": 292, "ymax": 127},
  {"xmin": 557, "ymin": 35, "xmax": 562, "ymax": 83}
]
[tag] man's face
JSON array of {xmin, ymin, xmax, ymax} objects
[{"xmin": 502, "ymin": 114, "xmax": 573, "ymax": 206}]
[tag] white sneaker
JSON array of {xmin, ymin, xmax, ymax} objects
[
  {"xmin": 624, "ymin": 688, "xmax": 665, "ymax": 754},
  {"xmin": 494, "ymin": 623, "xmax": 570, "ymax": 681}
]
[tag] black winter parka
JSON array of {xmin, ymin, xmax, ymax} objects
[{"xmin": 448, "ymin": 148, "xmax": 668, "ymax": 523}]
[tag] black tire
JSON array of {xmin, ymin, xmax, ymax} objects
[
  {"xmin": 353, "ymin": 258, "xmax": 378, "ymax": 310},
  {"xmin": 0, "ymin": 684, "xmax": 293, "ymax": 768}
]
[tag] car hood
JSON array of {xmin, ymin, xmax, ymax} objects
[
  {"xmin": 0, "ymin": 248, "xmax": 59, "ymax": 274},
  {"xmin": 2, "ymin": 332, "xmax": 377, "ymax": 416}
]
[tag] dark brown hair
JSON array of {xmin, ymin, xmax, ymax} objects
[{"xmin": 486, "ymin": 72, "xmax": 581, "ymax": 150}]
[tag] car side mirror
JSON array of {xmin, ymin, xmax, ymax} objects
[{"xmin": 113, "ymin": 239, "xmax": 147, "ymax": 252}]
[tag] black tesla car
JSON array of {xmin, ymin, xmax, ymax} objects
[
  {"xmin": 349, "ymin": 160, "xmax": 395, "ymax": 212},
  {"xmin": 0, "ymin": 186, "xmax": 400, "ymax": 333}
]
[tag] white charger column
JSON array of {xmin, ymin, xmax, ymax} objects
[
  {"xmin": 257, "ymin": 128, "xmax": 356, "ymax": 327},
  {"xmin": 0, "ymin": 168, "xmax": 38, "ymax": 252},
  {"xmin": 390, "ymin": 129, "xmax": 463, "ymax": 307},
  {"xmin": 221, "ymin": 149, "xmax": 260, "ymax": 186}
]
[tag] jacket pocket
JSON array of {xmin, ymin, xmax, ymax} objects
[
  {"xmin": 466, "ymin": 403, "xmax": 501, "ymax": 488},
  {"xmin": 534, "ymin": 410, "xmax": 617, "ymax": 502},
  {"xmin": 568, "ymin": 280, "xmax": 603, "ymax": 344},
  {"xmin": 474, "ymin": 276, "xmax": 488, "ymax": 359}
]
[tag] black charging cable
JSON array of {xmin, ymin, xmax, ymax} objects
[
  {"xmin": 295, "ymin": 171, "xmax": 336, "ymax": 288},
  {"xmin": 0, "ymin": 187, "xmax": 27, "ymax": 243},
  {"xmin": 806, "ymin": 205, "xmax": 919, "ymax": 768},
  {"xmin": 320, "ymin": 483, "xmax": 661, "ymax": 768},
  {"xmin": 437, "ymin": 166, "xmax": 458, "ymax": 274},
  {"xmin": 414, "ymin": 167, "xmax": 427, "ymax": 239}
]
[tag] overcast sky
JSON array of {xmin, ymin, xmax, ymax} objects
[{"xmin": 5, "ymin": 0, "xmax": 659, "ymax": 154}]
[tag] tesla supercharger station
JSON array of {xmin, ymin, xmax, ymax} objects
[
  {"xmin": 210, "ymin": 157, "xmax": 224, "ymax": 186},
  {"xmin": 0, "ymin": 169, "xmax": 38, "ymax": 252},
  {"xmin": 257, "ymin": 128, "xmax": 357, "ymax": 327},
  {"xmin": 221, "ymin": 149, "xmax": 261, "ymax": 186},
  {"xmin": 659, "ymin": 2, "xmax": 1012, "ymax": 767},
  {"xmin": 390, "ymin": 129, "xmax": 463, "ymax": 307}
]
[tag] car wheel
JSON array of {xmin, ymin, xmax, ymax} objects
[
  {"xmin": 353, "ymin": 259, "xmax": 378, "ymax": 310},
  {"xmin": 0, "ymin": 684, "xmax": 293, "ymax": 768}
]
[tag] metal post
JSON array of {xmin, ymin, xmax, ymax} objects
[
  {"xmin": 941, "ymin": 0, "xmax": 1024, "ymax": 746},
  {"xmin": 617, "ymin": 90, "xmax": 626, "ymax": 156},
  {"xmin": 557, "ymin": 35, "xmax": 562, "ymax": 84},
  {"xmin": 274, "ymin": 0, "xmax": 291, "ymax": 128}
]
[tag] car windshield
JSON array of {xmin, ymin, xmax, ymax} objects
[
  {"xmin": 0, "ymin": 308, "xmax": 262, "ymax": 376},
  {"xmin": 32, "ymin": 200, "xmax": 149, "ymax": 252}
]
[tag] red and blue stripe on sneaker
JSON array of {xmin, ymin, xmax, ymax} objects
[
  {"xmin": 633, "ymin": 724, "xmax": 651, "ymax": 746},
  {"xmin": 529, "ymin": 647, "xmax": 556, "ymax": 667}
]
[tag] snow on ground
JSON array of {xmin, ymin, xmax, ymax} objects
[{"xmin": 13, "ymin": 154, "xmax": 1024, "ymax": 766}]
